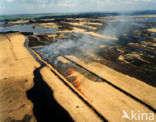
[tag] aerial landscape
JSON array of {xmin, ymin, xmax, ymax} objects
[{"xmin": 0, "ymin": 0, "xmax": 156, "ymax": 122}]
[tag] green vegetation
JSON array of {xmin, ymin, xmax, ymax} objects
[{"xmin": 0, "ymin": 13, "xmax": 76, "ymax": 21}]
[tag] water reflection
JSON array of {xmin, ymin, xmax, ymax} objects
[{"xmin": 0, "ymin": 24, "xmax": 57, "ymax": 34}]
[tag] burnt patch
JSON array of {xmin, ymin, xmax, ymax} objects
[{"xmin": 28, "ymin": 36, "xmax": 46, "ymax": 47}]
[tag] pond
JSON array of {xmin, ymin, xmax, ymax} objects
[{"xmin": 0, "ymin": 23, "xmax": 57, "ymax": 34}]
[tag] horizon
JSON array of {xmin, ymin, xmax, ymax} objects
[
  {"xmin": 0, "ymin": 9, "xmax": 156, "ymax": 17},
  {"xmin": 0, "ymin": 0, "xmax": 156, "ymax": 16}
]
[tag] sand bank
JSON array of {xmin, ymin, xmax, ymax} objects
[{"xmin": 0, "ymin": 33, "xmax": 40, "ymax": 122}]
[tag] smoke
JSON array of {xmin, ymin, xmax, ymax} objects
[
  {"xmin": 35, "ymin": 15, "xmax": 146, "ymax": 67},
  {"xmin": 36, "ymin": 39, "xmax": 76, "ymax": 60},
  {"xmin": 35, "ymin": 33, "xmax": 105, "ymax": 66},
  {"xmin": 101, "ymin": 16, "xmax": 137, "ymax": 39}
]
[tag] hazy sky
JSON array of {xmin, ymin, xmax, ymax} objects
[{"xmin": 0, "ymin": 0, "xmax": 156, "ymax": 15}]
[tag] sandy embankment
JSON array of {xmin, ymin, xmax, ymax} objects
[
  {"xmin": 0, "ymin": 33, "xmax": 40, "ymax": 122},
  {"xmin": 57, "ymin": 27, "xmax": 118, "ymax": 40},
  {"xmin": 73, "ymin": 27, "xmax": 118, "ymax": 40},
  {"xmin": 148, "ymin": 28, "xmax": 156, "ymax": 33},
  {"xmin": 3, "ymin": 20, "xmax": 29, "ymax": 26},
  {"xmin": 69, "ymin": 22, "xmax": 98, "ymax": 30},
  {"xmin": 36, "ymin": 23, "xmax": 58, "ymax": 29}
]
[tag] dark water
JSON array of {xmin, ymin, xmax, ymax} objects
[
  {"xmin": 143, "ymin": 17, "xmax": 156, "ymax": 23},
  {"xmin": 0, "ymin": 24, "xmax": 57, "ymax": 34},
  {"xmin": 27, "ymin": 65, "xmax": 74, "ymax": 122},
  {"xmin": 0, "ymin": 21, "xmax": 5, "ymax": 25}
]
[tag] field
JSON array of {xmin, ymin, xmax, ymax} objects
[{"xmin": 0, "ymin": 12, "xmax": 156, "ymax": 121}]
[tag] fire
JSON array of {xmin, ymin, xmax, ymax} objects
[
  {"xmin": 67, "ymin": 68, "xmax": 74, "ymax": 76},
  {"xmin": 66, "ymin": 68, "xmax": 86, "ymax": 97},
  {"xmin": 71, "ymin": 80, "xmax": 80, "ymax": 88}
]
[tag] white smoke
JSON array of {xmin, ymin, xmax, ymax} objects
[{"xmin": 36, "ymin": 15, "xmax": 145, "ymax": 66}]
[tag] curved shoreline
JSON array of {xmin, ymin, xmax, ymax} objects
[{"xmin": 0, "ymin": 33, "xmax": 39, "ymax": 122}]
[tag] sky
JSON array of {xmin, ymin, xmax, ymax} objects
[{"xmin": 0, "ymin": 0, "xmax": 156, "ymax": 15}]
